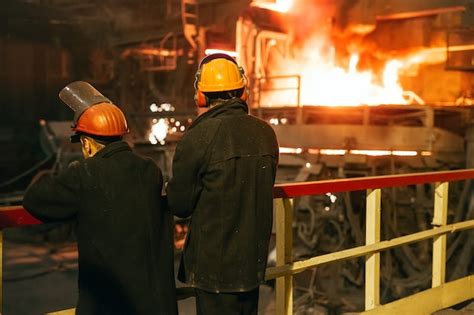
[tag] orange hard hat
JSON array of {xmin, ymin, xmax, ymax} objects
[
  {"xmin": 194, "ymin": 53, "xmax": 248, "ymax": 107},
  {"xmin": 196, "ymin": 56, "xmax": 246, "ymax": 92},
  {"xmin": 75, "ymin": 102, "xmax": 129, "ymax": 137},
  {"xmin": 59, "ymin": 81, "xmax": 129, "ymax": 142}
]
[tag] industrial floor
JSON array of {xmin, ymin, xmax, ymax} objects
[
  {"xmin": 2, "ymin": 227, "xmax": 276, "ymax": 315},
  {"xmin": 2, "ymin": 228, "xmax": 472, "ymax": 315}
]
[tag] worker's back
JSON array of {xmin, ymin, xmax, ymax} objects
[
  {"xmin": 169, "ymin": 99, "xmax": 279, "ymax": 292},
  {"xmin": 23, "ymin": 141, "xmax": 177, "ymax": 315}
]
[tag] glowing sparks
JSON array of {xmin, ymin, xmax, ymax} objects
[
  {"xmin": 149, "ymin": 118, "xmax": 169, "ymax": 145},
  {"xmin": 150, "ymin": 103, "xmax": 175, "ymax": 113}
]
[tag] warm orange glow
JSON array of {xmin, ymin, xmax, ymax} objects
[
  {"xmin": 205, "ymin": 49, "xmax": 238, "ymax": 57},
  {"xmin": 319, "ymin": 149, "xmax": 347, "ymax": 156},
  {"xmin": 279, "ymin": 147, "xmax": 302, "ymax": 154},
  {"xmin": 392, "ymin": 150, "xmax": 418, "ymax": 157},
  {"xmin": 283, "ymin": 147, "xmax": 424, "ymax": 157},
  {"xmin": 261, "ymin": 35, "xmax": 434, "ymax": 107},
  {"xmin": 121, "ymin": 48, "xmax": 176, "ymax": 58},
  {"xmin": 251, "ymin": 0, "xmax": 293, "ymax": 13},
  {"xmin": 350, "ymin": 150, "xmax": 392, "ymax": 156}
]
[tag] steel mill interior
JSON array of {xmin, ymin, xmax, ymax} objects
[{"xmin": 1, "ymin": 0, "xmax": 474, "ymax": 314}]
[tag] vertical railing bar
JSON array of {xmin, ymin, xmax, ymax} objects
[
  {"xmin": 432, "ymin": 181, "xmax": 449, "ymax": 288},
  {"xmin": 0, "ymin": 229, "xmax": 3, "ymax": 314},
  {"xmin": 284, "ymin": 198, "xmax": 293, "ymax": 315},
  {"xmin": 365, "ymin": 188, "xmax": 381, "ymax": 310},
  {"xmin": 275, "ymin": 198, "xmax": 293, "ymax": 315}
]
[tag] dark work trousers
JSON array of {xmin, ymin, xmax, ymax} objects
[{"xmin": 195, "ymin": 287, "xmax": 260, "ymax": 315}]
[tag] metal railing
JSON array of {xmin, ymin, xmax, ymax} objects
[
  {"xmin": 1, "ymin": 169, "xmax": 474, "ymax": 314},
  {"xmin": 253, "ymin": 75, "xmax": 303, "ymax": 124},
  {"xmin": 268, "ymin": 169, "xmax": 474, "ymax": 315}
]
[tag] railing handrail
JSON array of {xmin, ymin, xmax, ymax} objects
[
  {"xmin": 2, "ymin": 169, "xmax": 474, "ymax": 228},
  {"xmin": 265, "ymin": 219, "xmax": 474, "ymax": 280},
  {"xmin": 274, "ymin": 169, "xmax": 474, "ymax": 198},
  {"xmin": 1, "ymin": 169, "xmax": 474, "ymax": 314}
]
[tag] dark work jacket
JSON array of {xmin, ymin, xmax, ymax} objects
[
  {"xmin": 167, "ymin": 99, "xmax": 279, "ymax": 292},
  {"xmin": 23, "ymin": 141, "xmax": 177, "ymax": 315}
]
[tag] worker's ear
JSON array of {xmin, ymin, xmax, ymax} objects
[{"xmin": 80, "ymin": 136, "xmax": 93, "ymax": 158}]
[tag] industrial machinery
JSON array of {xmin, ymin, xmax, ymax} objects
[{"xmin": 2, "ymin": 0, "xmax": 474, "ymax": 313}]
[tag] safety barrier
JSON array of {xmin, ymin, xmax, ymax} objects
[
  {"xmin": 268, "ymin": 169, "xmax": 474, "ymax": 315},
  {"xmin": 0, "ymin": 169, "xmax": 474, "ymax": 314}
]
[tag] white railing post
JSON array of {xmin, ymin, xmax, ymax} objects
[
  {"xmin": 365, "ymin": 189, "xmax": 381, "ymax": 310},
  {"xmin": 432, "ymin": 182, "xmax": 449, "ymax": 288},
  {"xmin": 276, "ymin": 198, "xmax": 293, "ymax": 315},
  {"xmin": 0, "ymin": 229, "xmax": 3, "ymax": 314}
]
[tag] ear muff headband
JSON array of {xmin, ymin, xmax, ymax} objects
[{"xmin": 194, "ymin": 53, "xmax": 248, "ymax": 107}]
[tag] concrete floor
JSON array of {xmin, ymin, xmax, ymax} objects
[
  {"xmin": 2, "ymin": 231, "xmax": 471, "ymax": 315},
  {"xmin": 2, "ymin": 230, "xmax": 276, "ymax": 315}
]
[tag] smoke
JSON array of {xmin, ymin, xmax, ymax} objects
[{"xmin": 287, "ymin": 0, "xmax": 338, "ymax": 47}]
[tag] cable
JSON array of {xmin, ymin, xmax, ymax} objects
[{"xmin": 0, "ymin": 154, "xmax": 54, "ymax": 188}]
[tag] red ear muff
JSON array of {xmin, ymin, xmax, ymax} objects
[
  {"xmin": 239, "ymin": 73, "xmax": 249, "ymax": 102},
  {"xmin": 240, "ymin": 88, "xmax": 249, "ymax": 102},
  {"xmin": 194, "ymin": 68, "xmax": 208, "ymax": 107},
  {"xmin": 195, "ymin": 89, "xmax": 209, "ymax": 108}
]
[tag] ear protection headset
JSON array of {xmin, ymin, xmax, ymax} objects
[{"xmin": 194, "ymin": 53, "xmax": 249, "ymax": 108}]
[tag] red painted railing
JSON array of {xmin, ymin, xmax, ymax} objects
[
  {"xmin": 273, "ymin": 169, "xmax": 474, "ymax": 198},
  {"xmin": 0, "ymin": 206, "xmax": 41, "ymax": 228},
  {"xmin": 1, "ymin": 169, "xmax": 474, "ymax": 315},
  {"xmin": 2, "ymin": 169, "xmax": 474, "ymax": 228}
]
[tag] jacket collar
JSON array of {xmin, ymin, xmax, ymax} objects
[
  {"xmin": 189, "ymin": 99, "xmax": 249, "ymax": 130},
  {"xmin": 94, "ymin": 141, "xmax": 132, "ymax": 158}
]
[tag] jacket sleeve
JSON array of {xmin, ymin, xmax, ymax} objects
[
  {"xmin": 167, "ymin": 120, "xmax": 221, "ymax": 218},
  {"xmin": 22, "ymin": 161, "xmax": 81, "ymax": 222}
]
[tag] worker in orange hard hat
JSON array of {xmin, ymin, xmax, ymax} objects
[
  {"xmin": 168, "ymin": 54, "xmax": 279, "ymax": 315},
  {"xmin": 59, "ymin": 80, "xmax": 129, "ymax": 146},
  {"xmin": 23, "ymin": 81, "xmax": 177, "ymax": 315}
]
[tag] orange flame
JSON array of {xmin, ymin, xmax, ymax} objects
[
  {"xmin": 251, "ymin": 0, "xmax": 293, "ymax": 13},
  {"xmin": 261, "ymin": 36, "xmax": 431, "ymax": 107}
]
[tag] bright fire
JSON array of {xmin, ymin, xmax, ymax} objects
[
  {"xmin": 251, "ymin": 0, "xmax": 293, "ymax": 13},
  {"xmin": 261, "ymin": 36, "xmax": 431, "ymax": 107}
]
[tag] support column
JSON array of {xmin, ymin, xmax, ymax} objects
[
  {"xmin": 276, "ymin": 198, "xmax": 293, "ymax": 315},
  {"xmin": 365, "ymin": 189, "xmax": 381, "ymax": 310},
  {"xmin": 432, "ymin": 182, "xmax": 449, "ymax": 287}
]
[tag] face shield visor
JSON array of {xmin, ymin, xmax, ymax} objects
[{"xmin": 59, "ymin": 81, "xmax": 112, "ymax": 127}]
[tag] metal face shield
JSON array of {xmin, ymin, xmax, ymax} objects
[{"xmin": 59, "ymin": 81, "xmax": 112, "ymax": 127}]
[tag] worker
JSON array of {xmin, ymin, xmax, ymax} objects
[
  {"xmin": 22, "ymin": 81, "xmax": 177, "ymax": 315},
  {"xmin": 167, "ymin": 53, "xmax": 279, "ymax": 315}
]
